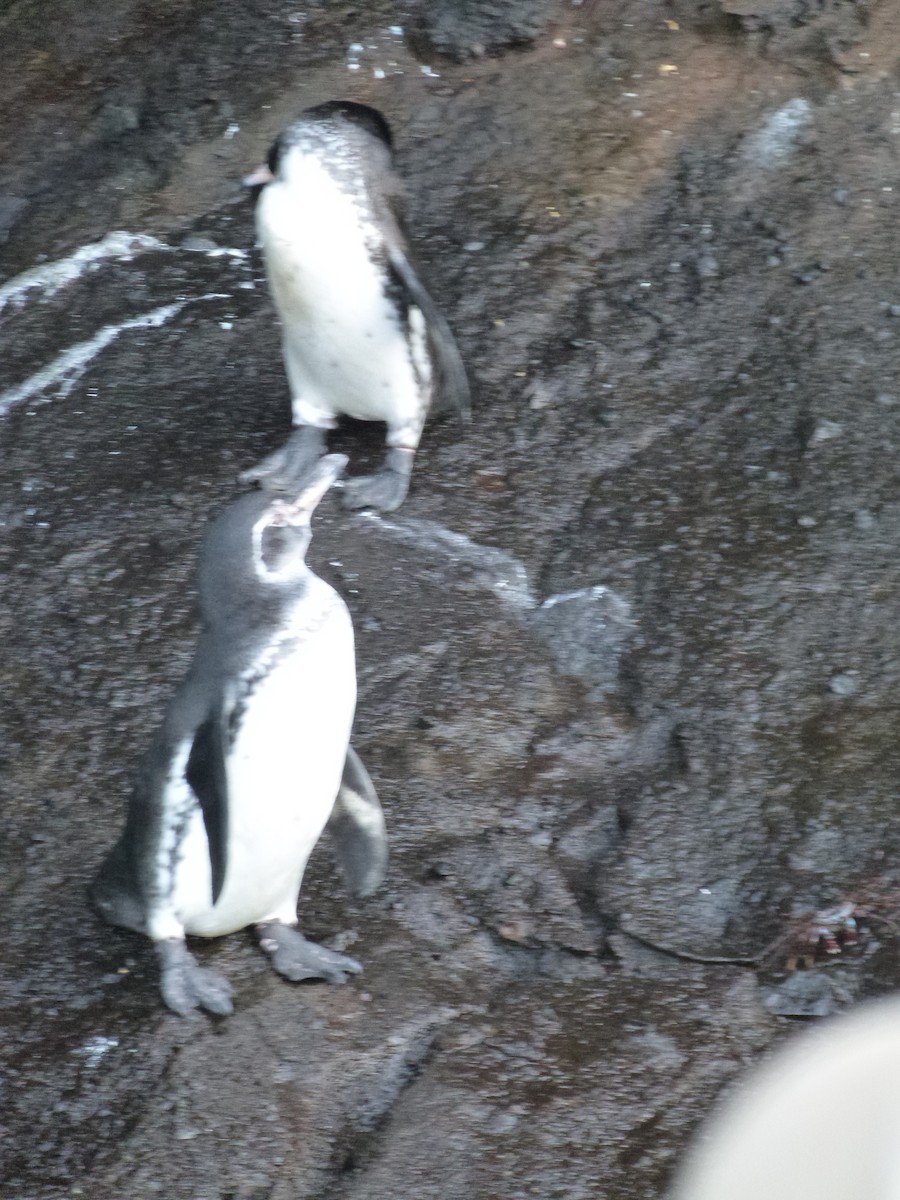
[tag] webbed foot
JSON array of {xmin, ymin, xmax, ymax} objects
[
  {"xmin": 342, "ymin": 447, "xmax": 414, "ymax": 513},
  {"xmin": 156, "ymin": 938, "xmax": 234, "ymax": 1016},
  {"xmin": 256, "ymin": 920, "xmax": 362, "ymax": 983},
  {"xmin": 240, "ymin": 426, "xmax": 326, "ymax": 493}
]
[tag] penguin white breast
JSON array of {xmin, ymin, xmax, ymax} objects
[
  {"xmin": 256, "ymin": 152, "xmax": 428, "ymax": 429},
  {"xmin": 175, "ymin": 583, "xmax": 357, "ymax": 937}
]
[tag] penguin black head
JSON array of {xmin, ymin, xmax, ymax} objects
[
  {"xmin": 300, "ymin": 101, "xmax": 393, "ymax": 149},
  {"xmin": 197, "ymin": 455, "xmax": 347, "ymax": 631},
  {"xmin": 245, "ymin": 101, "xmax": 393, "ymax": 188}
]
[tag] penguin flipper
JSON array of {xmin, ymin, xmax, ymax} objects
[
  {"xmin": 90, "ymin": 835, "xmax": 150, "ymax": 935},
  {"xmin": 185, "ymin": 707, "xmax": 229, "ymax": 905},
  {"xmin": 385, "ymin": 241, "xmax": 471, "ymax": 422},
  {"xmin": 327, "ymin": 745, "xmax": 388, "ymax": 897}
]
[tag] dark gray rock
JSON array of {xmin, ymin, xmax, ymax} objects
[
  {"xmin": 408, "ymin": 0, "xmax": 549, "ymax": 61},
  {"xmin": 531, "ymin": 584, "xmax": 635, "ymax": 697},
  {"xmin": 0, "ymin": 195, "xmax": 27, "ymax": 244},
  {"xmin": 763, "ymin": 969, "xmax": 854, "ymax": 1018},
  {"xmin": 2, "ymin": 1, "xmax": 900, "ymax": 1196}
]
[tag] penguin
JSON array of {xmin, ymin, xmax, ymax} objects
[
  {"xmin": 242, "ymin": 100, "xmax": 470, "ymax": 512},
  {"xmin": 91, "ymin": 454, "xmax": 387, "ymax": 1016}
]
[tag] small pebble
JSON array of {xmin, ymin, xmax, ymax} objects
[
  {"xmin": 828, "ymin": 674, "xmax": 857, "ymax": 697},
  {"xmin": 487, "ymin": 1110, "xmax": 519, "ymax": 1134},
  {"xmin": 180, "ymin": 235, "xmax": 219, "ymax": 253},
  {"xmin": 809, "ymin": 418, "xmax": 843, "ymax": 445},
  {"xmin": 697, "ymin": 253, "xmax": 719, "ymax": 278}
]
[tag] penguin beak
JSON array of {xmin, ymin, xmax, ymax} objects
[
  {"xmin": 243, "ymin": 164, "xmax": 275, "ymax": 188},
  {"xmin": 272, "ymin": 454, "xmax": 349, "ymax": 526}
]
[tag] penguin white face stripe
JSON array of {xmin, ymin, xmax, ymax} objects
[
  {"xmin": 251, "ymin": 511, "xmax": 277, "ymax": 583},
  {"xmin": 250, "ymin": 508, "xmax": 308, "ymax": 584}
]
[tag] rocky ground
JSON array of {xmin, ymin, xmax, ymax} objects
[{"xmin": 1, "ymin": 1, "xmax": 899, "ymax": 1197}]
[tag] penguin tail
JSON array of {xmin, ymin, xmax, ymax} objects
[{"xmin": 328, "ymin": 746, "xmax": 387, "ymax": 897}]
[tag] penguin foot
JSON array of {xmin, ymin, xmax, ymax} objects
[
  {"xmin": 256, "ymin": 920, "xmax": 362, "ymax": 984},
  {"xmin": 240, "ymin": 425, "xmax": 327, "ymax": 493},
  {"xmin": 156, "ymin": 938, "xmax": 234, "ymax": 1017},
  {"xmin": 342, "ymin": 448, "xmax": 414, "ymax": 512}
]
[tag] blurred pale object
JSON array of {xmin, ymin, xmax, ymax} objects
[{"xmin": 671, "ymin": 995, "xmax": 900, "ymax": 1200}]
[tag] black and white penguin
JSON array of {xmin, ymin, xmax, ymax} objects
[
  {"xmin": 242, "ymin": 100, "xmax": 470, "ymax": 512},
  {"xmin": 91, "ymin": 454, "xmax": 387, "ymax": 1016}
]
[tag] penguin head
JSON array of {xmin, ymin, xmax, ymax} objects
[
  {"xmin": 299, "ymin": 101, "xmax": 393, "ymax": 149},
  {"xmin": 197, "ymin": 455, "xmax": 347, "ymax": 632},
  {"xmin": 244, "ymin": 101, "xmax": 393, "ymax": 188},
  {"xmin": 250, "ymin": 453, "xmax": 347, "ymax": 585}
]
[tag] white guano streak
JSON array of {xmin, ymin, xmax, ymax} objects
[
  {"xmin": 0, "ymin": 294, "xmax": 228, "ymax": 418},
  {"xmin": 0, "ymin": 231, "xmax": 169, "ymax": 316}
]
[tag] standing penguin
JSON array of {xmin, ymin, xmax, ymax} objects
[
  {"xmin": 242, "ymin": 100, "xmax": 470, "ymax": 512},
  {"xmin": 92, "ymin": 455, "xmax": 387, "ymax": 1016}
]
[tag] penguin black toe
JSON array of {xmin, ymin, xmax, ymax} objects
[
  {"xmin": 91, "ymin": 454, "xmax": 388, "ymax": 1015},
  {"xmin": 243, "ymin": 100, "xmax": 470, "ymax": 510}
]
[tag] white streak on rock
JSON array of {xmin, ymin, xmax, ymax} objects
[
  {"xmin": 0, "ymin": 293, "xmax": 228, "ymax": 417},
  {"xmin": 72, "ymin": 1035, "xmax": 119, "ymax": 1069},
  {"xmin": 0, "ymin": 231, "xmax": 169, "ymax": 316},
  {"xmin": 742, "ymin": 98, "xmax": 812, "ymax": 168},
  {"xmin": 361, "ymin": 512, "xmax": 534, "ymax": 609}
]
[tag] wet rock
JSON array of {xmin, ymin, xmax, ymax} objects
[
  {"xmin": 531, "ymin": 585, "xmax": 635, "ymax": 697},
  {"xmin": 407, "ymin": 0, "xmax": 550, "ymax": 61},
  {"xmin": 446, "ymin": 835, "xmax": 600, "ymax": 954},
  {"xmin": 179, "ymin": 234, "xmax": 221, "ymax": 254},
  {"xmin": 740, "ymin": 98, "xmax": 813, "ymax": 169},
  {"xmin": 94, "ymin": 94, "xmax": 143, "ymax": 141},
  {"xmin": 718, "ymin": 0, "xmax": 868, "ymax": 63},
  {"xmin": 354, "ymin": 513, "xmax": 533, "ymax": 610},
  {"xmin": 827, "ymin": 672, "xmax": 856, "ymax": 696},
  {"xmin": 763, "ymin": 968, "xmax": 853, "ymax": 1017},
  {"xmin": 335, "ymin": 975, "xmax": 761, "ymax": 1200},
  {"xmin": 4, "ymin": 0, "xmax": 900, "ymax": 1195},
  {"xmin": 808, "ymin": 418, "xmax": 843, "ymax": 445},
  {"xmin": 0, "ymin": 194, "xmax": 27, "ymax": 244}
]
